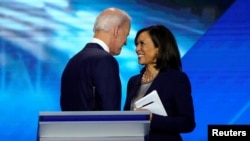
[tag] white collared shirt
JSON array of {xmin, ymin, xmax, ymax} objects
[{"xmin": 89, "ymin": 38, "xmax": 110, "ymax": 53}]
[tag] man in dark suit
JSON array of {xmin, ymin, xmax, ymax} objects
[{"xmin": 60, "ymin": 7, "xmax": 131, "ymax": 111}]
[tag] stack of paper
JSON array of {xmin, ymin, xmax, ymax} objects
[{"xmin": 134, "ymin": 90, "xmax": 167, "ymax": 116}]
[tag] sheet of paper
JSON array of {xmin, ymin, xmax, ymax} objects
[{"xmin": 134, "ymin": 90, "xmax": 168, "ymax": 116}]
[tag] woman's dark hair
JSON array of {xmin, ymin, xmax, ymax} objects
[{"xmin": 134, "ymin": 25, "xmax": 182, "ymax": 72}]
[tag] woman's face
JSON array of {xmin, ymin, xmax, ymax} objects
[{"xmin": 135, "ymin": 31, "xmax": 159, "ymax": 65}]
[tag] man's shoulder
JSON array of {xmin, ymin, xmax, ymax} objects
[{"xmin": 84, "ymin": 43, "xmax": 104, "ymax": 50}]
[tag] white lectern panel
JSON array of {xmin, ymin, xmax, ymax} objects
[{"xmin": 37, "ymin": 111, "xmax": 150, "ymax": 141}]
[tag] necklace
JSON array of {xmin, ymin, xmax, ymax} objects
[{"xmin": 141, "ymin": 69, "xmax": 159, "ymax": 83}]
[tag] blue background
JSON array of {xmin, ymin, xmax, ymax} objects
[{"xmin": 0, "ymin": 0, "xmax": 249, "ymax": 140}]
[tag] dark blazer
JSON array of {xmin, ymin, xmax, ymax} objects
[
  {"xmin": 60, "ymin": 43, "xmax": 121, "ymax": 111},
  {"xmin": 124, "ymin": 69, "xmax": 196, "ymax": 141}
]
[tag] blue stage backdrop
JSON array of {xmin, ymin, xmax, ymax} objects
[{"xmin": 1, "ymin": 0, "xmax": 249, "ymax": 141}]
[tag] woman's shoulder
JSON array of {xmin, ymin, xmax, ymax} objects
[
  {"xmin": 160, "ymin": 69, "xmax": 189, "ymax": 79},
  {"xmin": 161, "ymin": 69, "xmax": 186, "ymax": 75}
]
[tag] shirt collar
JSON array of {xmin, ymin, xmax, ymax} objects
[{"xmin": 89, "ymin": 38, "xmax": 109, "ymax": 53}]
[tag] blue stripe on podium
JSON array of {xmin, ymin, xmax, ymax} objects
[{"xmin": 40, "ymin": 114, "xmax": 150, "ymax": 122}]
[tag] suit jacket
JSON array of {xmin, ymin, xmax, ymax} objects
[
  {"xmin": 60, "ymin": 43, "xmax": 121, "ymax": 111},
  {"xmin": 124, "ymin": 69, "xmax": 196, "ymax": 141}
]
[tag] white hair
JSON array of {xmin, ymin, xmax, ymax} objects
[{"xmin": 93, "ymin": 8, "xmax": 131, "ymax": 32}]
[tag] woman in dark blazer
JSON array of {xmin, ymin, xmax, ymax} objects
[{"xmin": 124, "ymin": 25, "xmax": 196, "ymax": 141}]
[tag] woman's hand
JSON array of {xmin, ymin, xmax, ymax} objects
[{"xmin": 134, "ymin": 108, "xmax": 153, "ymax": 121}]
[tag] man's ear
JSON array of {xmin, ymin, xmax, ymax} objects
[{"xmin": 113, "ymin": 25, "xmax": 119, "ymax": 38}]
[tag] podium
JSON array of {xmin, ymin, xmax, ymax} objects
[{"xmin": 37, "ymin": 111, "xmax": 150, "ymax": 141}]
